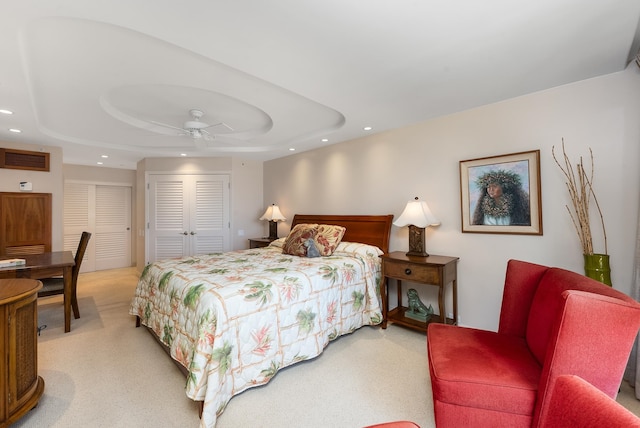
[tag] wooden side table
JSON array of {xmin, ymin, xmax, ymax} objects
[
  {"xmin": 380, "ymin": 251, "xmax": 459, "ymax": 332},
  {"xmin": 248, "ymin": 238, "xmax": 275, "ymax": 249}
]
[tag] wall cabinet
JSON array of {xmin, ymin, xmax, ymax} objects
[
  {"xmin": 0, "ymin": 279, "xmax": 44, "ymax": 426},
  {"xmin": 0, "ymin": 192, "xmax": 52, "ymax": 257}
]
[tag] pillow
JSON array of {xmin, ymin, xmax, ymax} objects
[
  {"xmin": 314, "ymin": 224, "xmax": 346, "ymax": 256},
  {"xmin": 268, "ymin": 237, "xmax": 286, "ymax": 249},
  {"xmin": 282, "ymin": 224, "xmax": 318, "ymax": 257}
]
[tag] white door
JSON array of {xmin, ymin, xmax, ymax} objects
[
  {"xmin": 190, "ymin": 176, "xmax": 229, "ymax": 255},
  {"xmin": 148, "ymin": 174, "xmax": 230, "ymax": 263},
  {"xmin": 63, "ymin": 182, "xmax": 94, "ymax": 272},
  {"xmin": 63, "ymin": 181, "xmax": 132, "ymax": 272},
  {"xmin": 95, "ymin": 186, "xmax": 132, "ymax": 270},
  {"xmin": 148, "ymin": 176, "xmax": 189, "ymax": 261}
]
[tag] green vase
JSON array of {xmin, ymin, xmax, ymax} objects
[{"xmin": 583, "ymin": 253, "xmax": 612, "ymax": 286}]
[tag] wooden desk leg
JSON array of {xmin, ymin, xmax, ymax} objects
[{"xmin": 63, "ymin": 266, "xmax": 72, "ymax": 333}]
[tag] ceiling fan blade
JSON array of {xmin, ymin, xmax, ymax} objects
[
  {"xmin": 210, "ymin": 121, "xmax": 234, "ymax": 132},
  {"xmin": 149, "ymin": 120, "xmax": 186, "ymax": 132}
]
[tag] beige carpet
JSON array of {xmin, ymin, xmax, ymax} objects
[{"xmin": 11, "ymin": 267, "xmax": 640, "ymax": 427}]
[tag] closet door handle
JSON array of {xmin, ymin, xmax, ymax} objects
[
  {"xmin": 190, "ymin": 231, "xmax": 196, "ymax": 235},
  {"xmin": 180, "ymin": 231, "xmax": 188, "ymax": 235}
]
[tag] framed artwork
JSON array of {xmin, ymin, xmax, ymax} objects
[{"xmin": 460, "ymin": 150, "xmax": 542, "ymax": 235}]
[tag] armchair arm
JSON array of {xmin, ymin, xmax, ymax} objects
[
  {"xmin": 533, "ymin": 290, "xmax": 640, "ymax": 427},
  {"xmin": 498, "ymin": 260, "xmax": 549, "ymax": 336},
  {"xmin": 539, "ymin": 375, "xmax": 640, "ymax": 427}
]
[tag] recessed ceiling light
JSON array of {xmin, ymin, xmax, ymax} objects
[
  {"xmin": 321, "ymin": 138, "xmax": 328, "ymax": 142},
  {"xmin": 97, "ymin": 162, "xmax": 103, "ymax": 165},
  {"xmin": 0, "ymin": 109, "xmax": 13, "ymax": 115},
  {"xmin": 363, "ymin": 126, "xmax": 373, "ymax": 131},
  {"xmin": 9, "ymin": 128, "xmax": 21, "ymax": 133},
  {"xmin": 101, "ymin": 155, "xmax": 108, "ymax": 158},
  {"xmin": 289, "ymin": 148, "xmax": 296, "ymax": 151},
  {"xmin": 180, "ymin": 153, "xmax": 187, "ymax": 157}
]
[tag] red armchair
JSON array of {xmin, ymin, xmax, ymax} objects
[
  {"xmin": 539, "ymin": 374, "xmax": 640, "ymax": 427},
  {"xmin": 427, "ymin": 259, "xmax": 640, "ymax": 427}
]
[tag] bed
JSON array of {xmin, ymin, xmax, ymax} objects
[{"xmin": 129, "ymin": 214, "xmax": 393, "ymax": 427}]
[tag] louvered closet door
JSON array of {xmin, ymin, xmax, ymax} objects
[
  {"xmin": 148, "ymin": 174, "xmax": 230, "ymax": 263},
  {"xmin": 63, "ymin": 182, "xmax": 95, "ymax": 272},
  {"xmin": 95, "ymin": 186, "xmax": 131, "ymax": 270},
  {"xmin": 148, "ymin": 176, "xmax": 189, "ymax": 261},
  {"xmin": 190, "ymin": 175, "xmax": 229, "ymax": 255},
  {"xmin": 64, "ymin": 182, "xmax": 133, "ymax": 272}
]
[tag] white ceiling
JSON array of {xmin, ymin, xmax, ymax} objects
[{"xmin": 1, "ymin": 1, "xmax": 639, "ymax": 170}]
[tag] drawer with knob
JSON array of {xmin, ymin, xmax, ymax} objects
[{"xmin": 383, "ymin": 260, "xmax": 440, "ymax": 284}]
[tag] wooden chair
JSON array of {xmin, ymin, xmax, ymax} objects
[{"xmin": 38, "ymin": 231, "xmax": 91, "ymax": 319}]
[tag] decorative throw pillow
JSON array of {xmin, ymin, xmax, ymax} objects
[
  {"xmin": 303, "ymin": 237, "xmax": 321, "ymax": 258},
  {"xmin": 282, "ymin": 224, "xmax": 318, "ymax": 257},
  {"xmin": 314, "ymin": 224, "xmax": 346, "ymax": 256}
]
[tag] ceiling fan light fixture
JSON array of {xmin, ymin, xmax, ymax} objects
[
  {"xmin": 149, "ymin": 109, "xmax": 226, "ymax": 143},
  {"xmin": 184, "ymin": 120, "xmax": 208, "ymax": 129}
]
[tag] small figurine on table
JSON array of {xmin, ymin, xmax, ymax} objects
[{"xmin": 405, "ymin": 288, "xmax": 434, "ymax": 322}]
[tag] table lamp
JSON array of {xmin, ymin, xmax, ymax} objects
[
  {"xmin": 259, "ymin": 204, "xmax": 286, "ymax": 240},
  {"xmin": 393, "ymin": 197, "xmax": 440, "ymax": 257}
]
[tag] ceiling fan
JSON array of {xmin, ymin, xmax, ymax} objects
[{"xmin": 151, "ymin": 109, "xmax": 233, "ymax": 141}]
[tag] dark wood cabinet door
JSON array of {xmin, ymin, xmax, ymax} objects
[{"xmin": 0, "ymin": 192, "xmax": 52, "ymax": 256}]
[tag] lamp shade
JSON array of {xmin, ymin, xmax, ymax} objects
[
  {"xmin": 393, "ymin": 197, "xmax": 439, "ymax": 228},
  {"xmin": 259, "ymin": 204, "xmax": 286, "ymax": 222}
]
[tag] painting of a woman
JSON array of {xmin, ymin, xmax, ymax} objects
[{"xmin": 471, "ymin": 169, "xmax": 531, "ymax": 226}]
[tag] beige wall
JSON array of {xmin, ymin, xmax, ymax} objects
[
  {"xmin": 264, "ymin": 64, "xmax": 640, "ymax": 330},
  {"xmin": 0, "ymin": 141, "xmax": 64, "ymax": 250},
  {"xmin": 231, "ymin": 157, "xmax": 265, "ymax": 247}
]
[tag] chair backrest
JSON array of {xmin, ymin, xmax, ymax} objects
[
  {"xmin": 498, "ymin": 259, "xmax": 549, "ymax": 336},
  {"xmin": 526, "ymin": 267, "xmax": 637, "ymax": 364},
  {"xmin": 72, "ymin": 232, "xmax": 91, "ymax": 281},
  {"xmin": 529, "ymin": 274, "xmax": 640, "ymax": 426}
]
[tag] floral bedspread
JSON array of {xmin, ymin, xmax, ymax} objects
[{"xmin": 129, "ymin": 239, "xmax": 383, "ymax": 428}]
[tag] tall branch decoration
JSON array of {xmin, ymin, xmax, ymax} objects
[{"xmin": 552, "ymin": 139, "xmax": 610, "ymax": 285}]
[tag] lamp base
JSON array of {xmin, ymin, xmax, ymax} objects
[
  {"xmin": 406, "ymin": 250, "xmax": 429, "ymax": 257},
  {"xmin": 406, "ymin": 225, "xmax": 429, "ymax": 258},
  {"xmin": 268, "ymin": 221, "xmax": 279, "ymax": 240}
]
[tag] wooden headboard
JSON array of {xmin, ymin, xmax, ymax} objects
[{"xmin": 290, "ymin": 214, "xmax": 394, "ymax": 254}]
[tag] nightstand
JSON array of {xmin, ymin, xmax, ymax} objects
[
  {"xmin": 248, "ymin": 237, "xmax": 275, "ymax": 249},
  {"xmin": 380, "ymin": 251, "xmax": 459, "ymax": 332}
]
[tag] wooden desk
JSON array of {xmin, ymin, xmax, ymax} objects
[{"xmin": 0, "ymin": 251, "xmax": 75, "ymax": 332}]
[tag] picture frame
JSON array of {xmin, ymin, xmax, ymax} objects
[{"xmin": 460, "ymin": 150, "xmax": 542, "ymax": 235}]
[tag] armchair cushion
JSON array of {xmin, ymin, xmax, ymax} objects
[{"xmin": 428, "ymin": 325, "xmax": 540, "ymax": 416}]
